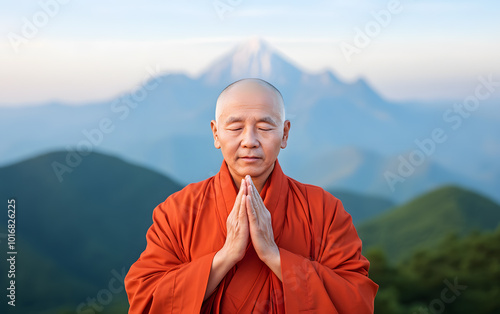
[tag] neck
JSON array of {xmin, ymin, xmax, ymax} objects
[{"xmin": 231, "ymin": 163, "xmax": 275, "ymax": 193}]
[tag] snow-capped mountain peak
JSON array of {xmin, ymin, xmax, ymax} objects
[{"xmin": 200, "ymin": 37, "xmax": 303, "ymax": 86}]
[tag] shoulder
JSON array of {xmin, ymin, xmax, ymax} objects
[
  {"xmin": 154, "ymin": 176, "xmax": 215, "ymax": 219},
  {"xmin": 167, "ymin": 177, "xmax": 213, "ymax": 204},
  {"xmin": 286, "ymin": 176, "xmax": 348, "ymax": 224},
  {"xmin": 287, "ymin": 176, "xmax": 341, "ymax": 205}
]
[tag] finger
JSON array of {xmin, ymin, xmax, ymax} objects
[
  {"xmin": 240, "ymin": 192, "xmax": 246, "ymax": 213},
  {"xmin": 241, "ymin": 195, "xmax": 250, "ymax": 227},
  {"xmin": 244, "ymin": 175, "xmax": 255, "ymax": 197},
  {"xmin": 231, "ymin": 179, "xmax": 245, "ymax": 218},
  {"xmin": 242, "ymin": 178, "xmax": 247, "ymax": 195},
  {"xmin": 247, "ymin": 177, "xmax": 261, "ymax": 205},
  {"xmin": 246, "ymin": 193, "xmax": 256, "ymax": 222},
  {"xmin": 249, "ymin": 182, "xmax": 262, "ymax": 215},
  {"xmin": 250, "ymin": 185, "xmax": 271, "ymax": 227},
  {"xmin": 238, "ymin": 178, "xmax": 247, "ymax": 206},
  {"xmin": 245, "ymin": 175, "xmax": 251, "ymax": 188},
  {"xmin": 239, "ymin": 194, "xmax": 246, "ymax": 219},
  {"xmin": 245, "ymin": 176, "xmax": 266, "ymax": 219},
  {"xmin": 245, "ymin": 182, "xmax": 258, "ymax": 218},
  {"xmin": 246, "ymin": 175, "xmax": 255, "ymax": 191}
]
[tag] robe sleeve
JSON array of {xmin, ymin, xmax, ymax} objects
[
  {"xmin": 279, "ymin": 192, "xmax": 378, "ymax": 313},
  {"xmin": 125, "ymin": 196, "xmax": 215, "ymax": 314}
]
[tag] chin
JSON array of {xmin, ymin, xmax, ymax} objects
[{"xmin": 242, "ymin": 165, "xmax": 271, "ymax": 177}]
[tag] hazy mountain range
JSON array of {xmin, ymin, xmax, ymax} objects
[{"xmin": 1, "ymin": 38, "xmax": 499, "ymax": 203}]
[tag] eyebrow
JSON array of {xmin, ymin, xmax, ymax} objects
[{"xmin": 224, "ymin": 116, "xmax": 278, "ymax": 126}]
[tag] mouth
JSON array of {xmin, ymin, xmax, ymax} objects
[{"xmin": 239, "ymin": 156, "xmax": 262, "ymax": 162}]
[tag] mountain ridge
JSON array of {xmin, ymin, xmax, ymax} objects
[
  {"xmin": 0, "ymin": 37, "xmax": 498, "ymax": 204},
  {"xmin": 357, "ymin": 185, "xmax": 500, "ymax": 262}
]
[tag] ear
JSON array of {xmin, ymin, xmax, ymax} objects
[
  {"xmin": 280, "ymin": 120, "xmax": 291, "ymax": 149},
  {"xmin": 211, "ymin": 120, "xmax": 221, "ymax": 149}
]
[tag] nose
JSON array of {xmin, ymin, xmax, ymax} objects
[{"xmin": 241, "ymin": 127, "xmax": 259, "ymax": 148}]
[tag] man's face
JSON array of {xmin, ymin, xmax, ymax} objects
[{"xmin": 211, "ymin": 82, "xmax": 290, "ymax": 183}]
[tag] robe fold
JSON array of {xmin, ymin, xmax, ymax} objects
[{"xmin": 125, "ymin": 159, "xmax": 378, "ymax": 313}]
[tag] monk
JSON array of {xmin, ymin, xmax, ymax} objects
[{"xmin": 125, "ymin": 78, "xmax": 378, "ymax": 313}]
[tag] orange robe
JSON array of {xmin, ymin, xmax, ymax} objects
[{"xmin": 125, "ymin": 160, "xmax": 378, "ymax": 313}]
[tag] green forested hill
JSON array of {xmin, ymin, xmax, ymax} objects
[
  {"xmin": 0, "ymin": 151, "xmax": 183, "ymax": 313},
  {"xmin": 358, "ymin": 185, "xmax": 500, "ymax": 262},
  {"xmin": 367, "ymin": 227, "xmax": 500, "ymax": 313}
]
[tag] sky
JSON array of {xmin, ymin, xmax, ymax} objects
[{"xmin": 1, "ymin": 0, "xmax": 499, "ymax": 105}]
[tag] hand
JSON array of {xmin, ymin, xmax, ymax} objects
[
  {"xmin": 219, "ymin": 179, "xmax": 250, "ymax": 265},
  {"xmin": 205, "ymin": 180, "xmax": 250, "ymax": 300},
  {"xmin": 245, "ymin": 175, "xmax": 281, "ymax": 274}
]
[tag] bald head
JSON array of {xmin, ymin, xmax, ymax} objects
[
  {"xmin": 210, "ymin": 78, "xmax": 291, "ymax": 191},
  {"xmin": 215, "ymin": 78, "xmax": 285, "ymax": 125}
]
